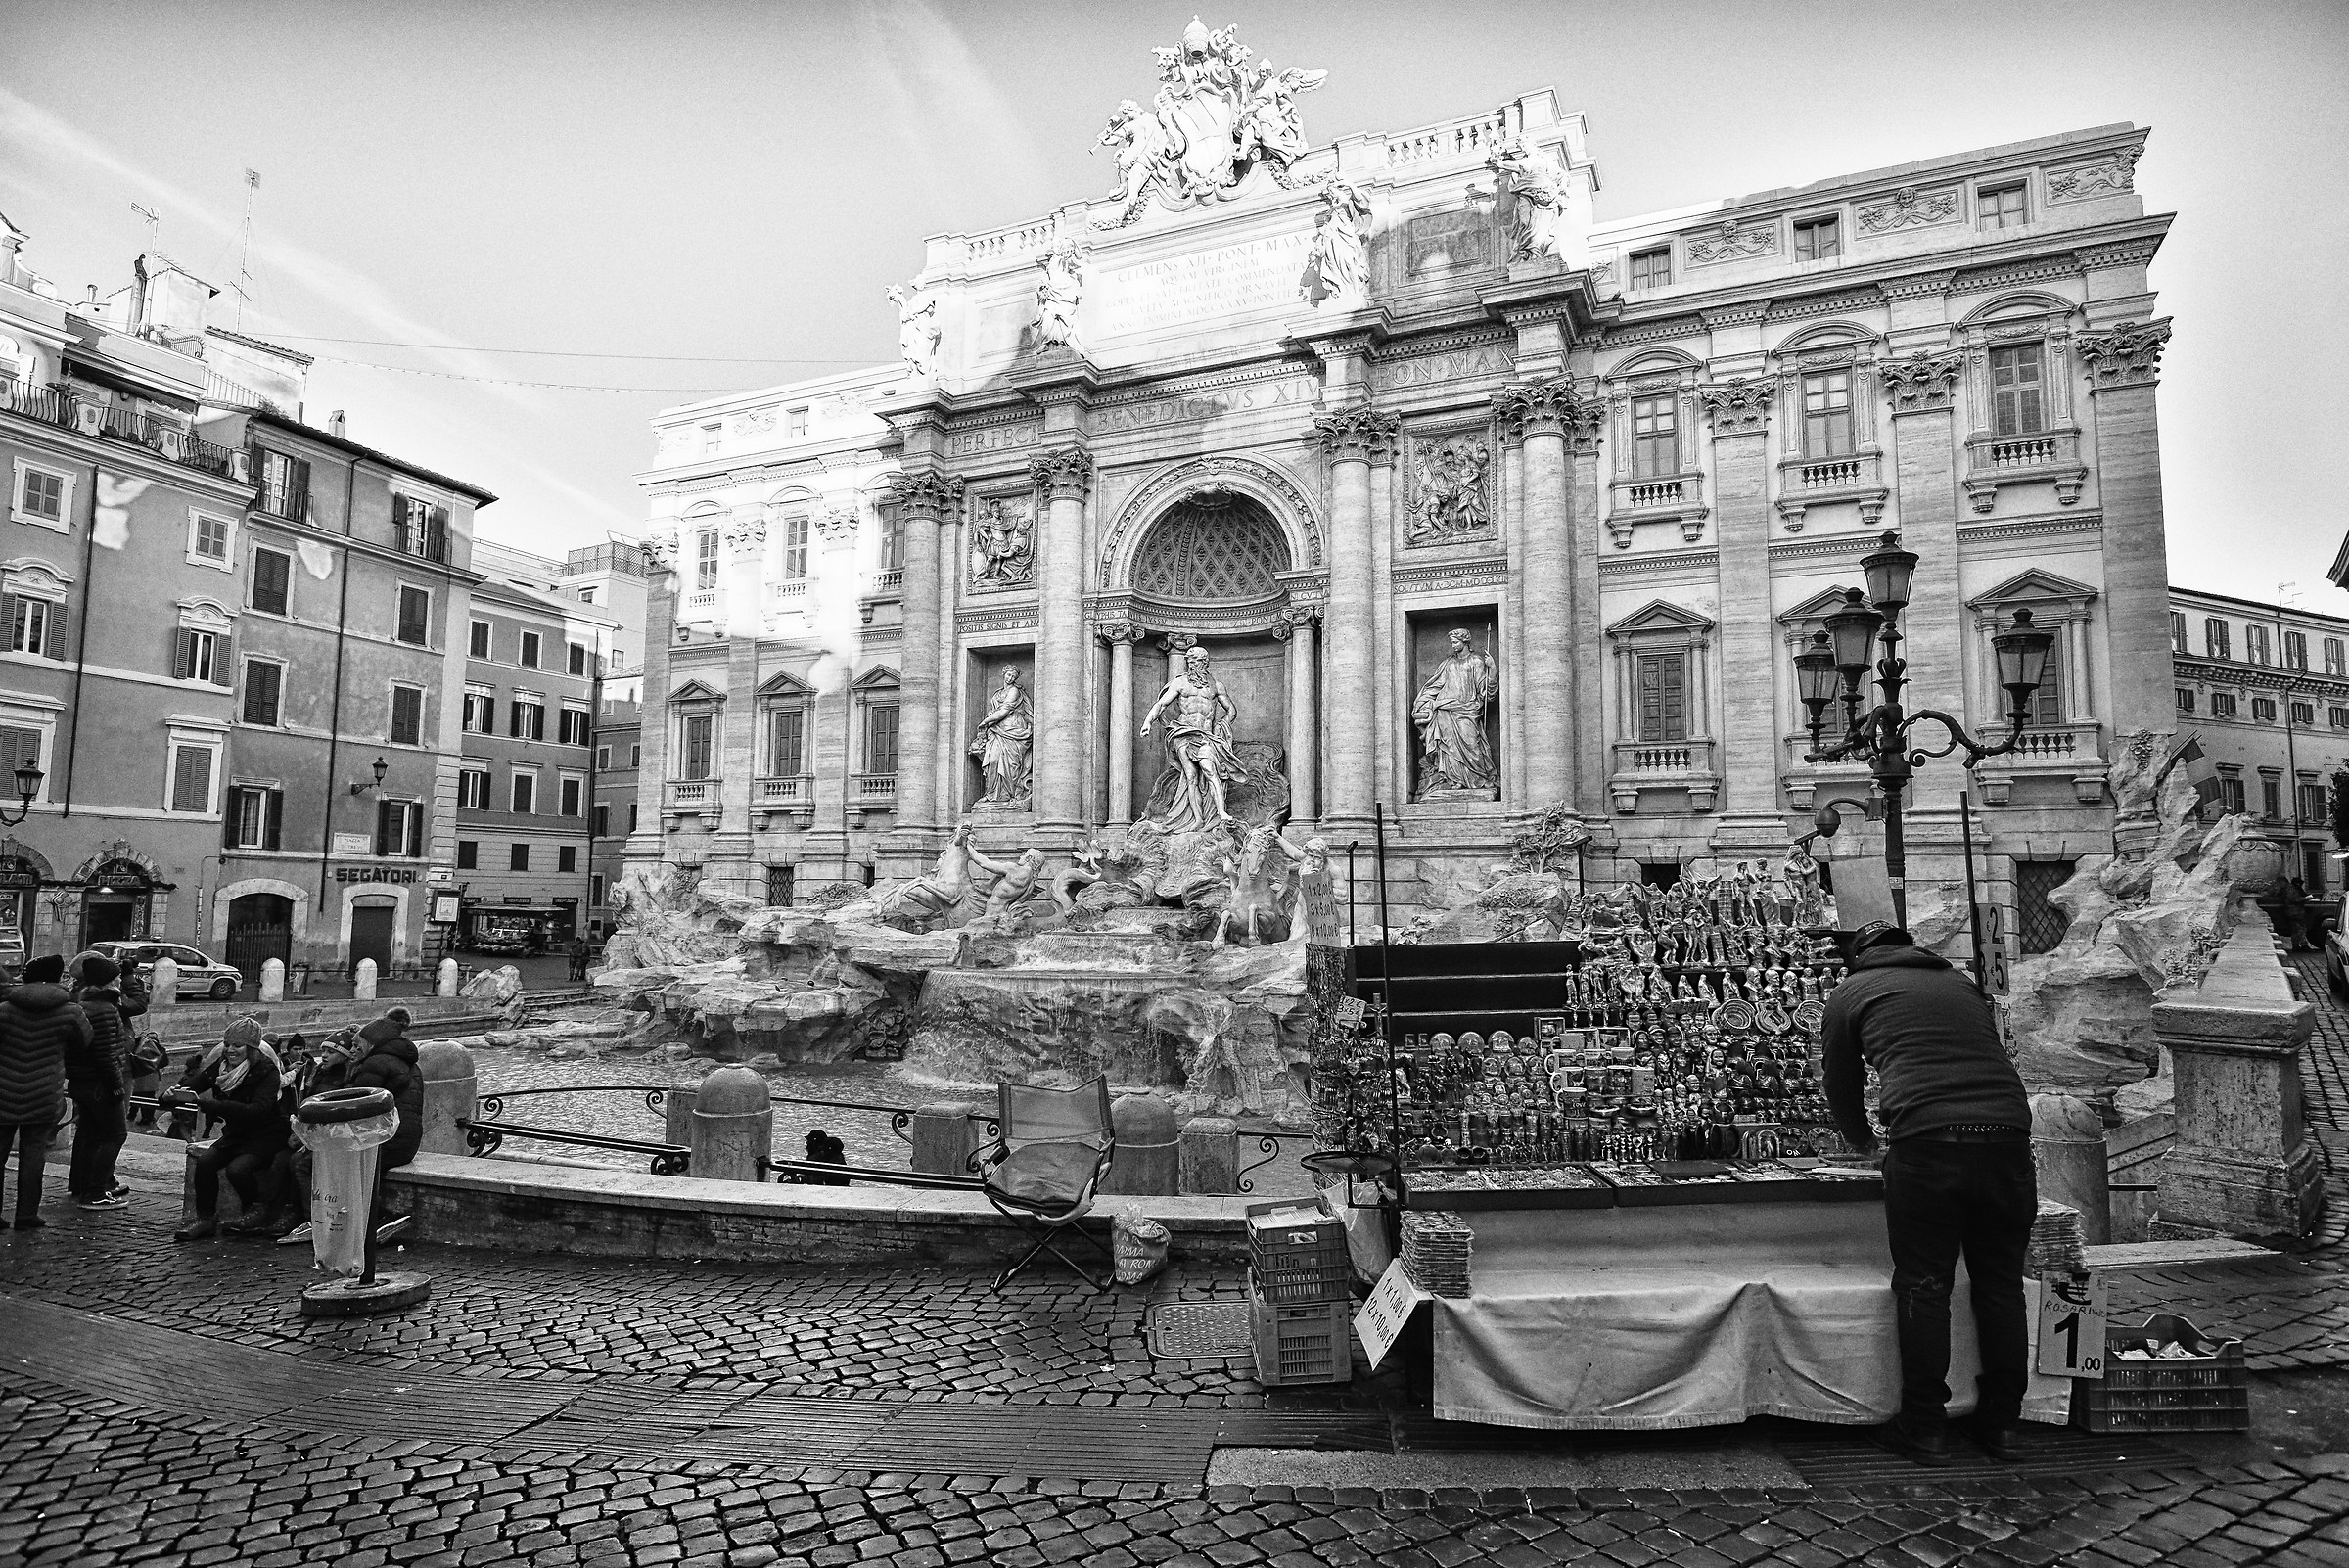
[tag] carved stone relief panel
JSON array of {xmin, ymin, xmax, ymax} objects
[
  {"xmin": 1404, "ymin": 423, "xmax": 1496, "ymax": 547},
  {"xmin": 2045, "ymin": 150, "xmax": 2140, "ymax": 204},
  {"xmin": 966, "ymin": 492, "xmax": 1036, "ymax": 591},
  {"xmin": 1856, "ymin": 186, "xmax": 1960, "ymax": 233},
  {"xmin": 1402, "ymin": 208, "xmax": 1497, "ymax": 283},
  {"xmin": 1686, "ymin": 217, "xmax": 1777, "ymax": 266}
]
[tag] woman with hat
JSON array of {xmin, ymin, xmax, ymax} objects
[
  {"xmin": 0, "ymin": 954, "xmax": 91, "ymax": 1229},
  {"xmin": 165, "ymin": 1018, "xmax": 290, "ymax": 1241},
  {"xmin": 65, "ymin": 950, "xmax": 133, "ymax": 1211}
]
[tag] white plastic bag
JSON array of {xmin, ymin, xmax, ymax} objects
[
  {"xmin": 1112, "ymin": 1202, "xmax": 1171, "ymax": 1286},
  {"xmin": 293, "ymin": 1108, "xmax": 399, "ymax": 1277}
]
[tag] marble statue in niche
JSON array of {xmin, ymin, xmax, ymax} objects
[
  {"xmin": 968, "ymin": 497, "xmax": 1035, "ymax": 588},
  {"xmin": 1406, "ymin": 436, "xmax": 1492, "ymax": 543},
  {"xmin": 1138, "ymin": 644, "xmax": 1246, "ymax": 832},
  {"xmin": 1413, "ymin": 627, "xmax": 1500, "ymax": 798},
  {"xmin": 1301, "ymin": 178, "xmax": 1370, "ymax": 312},
  {"xmin": 888, "ymin": 285, "xmax": 940, "ymax": 376},
  {"xmin": 968, "ymin": 668, "xmax": 1035, "ymax": 810},
  {"xmin": 1032, "ymin": 239, "xmax": 1085, "ymax": 351}
]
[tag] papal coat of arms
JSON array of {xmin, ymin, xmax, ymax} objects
[{"xmin": 1093, "ymin": 17, "xmax": 1327, "ymax": 227}]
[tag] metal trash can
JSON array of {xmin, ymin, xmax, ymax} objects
[{"xmin": 292, "ymin": 1086, "xmax": 397, "ymax": 1278}]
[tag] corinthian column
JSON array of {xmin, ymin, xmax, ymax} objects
[
  {"xmin": 1030, "ymin": 447, "xmax": 1094, "ymax": 835},
  {"xmin": 723, "ymin": 508, "xmax": 766, "ymax": 641},
  {"xmin": 886, "ymin": 471, "xmax": 962, "ymax": 840},
  {"xmin": 1313, "ymin": 407, "xmax": 1398, "ymax": 826},
  {"xmin": 2076, "ymin": 318, "xmax": 2176, "ymax": 738},
  {"xmin": 1277, "ymin": 607, "xmax": 1320, "ymax": 822},
  {"xmin": 1494, "ymin": 381, "xmax": 1589, "ymax": 808},
  {"xmin": 1699, "ymin": 375, "xmax": 1785, "ymax": 847},
  {"xmin": 1100, "ymin": 622, "xmax": 1143, "ymax": 828}
]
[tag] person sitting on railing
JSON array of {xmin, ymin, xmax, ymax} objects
[{"xmin": 167, "ymin": 1018, "xmax": 288, "ymax": 1241}]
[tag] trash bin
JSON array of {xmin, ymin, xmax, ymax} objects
[{"xmin": 292, "ymin": 1086, "xmax": 398, "ymax": 1278}]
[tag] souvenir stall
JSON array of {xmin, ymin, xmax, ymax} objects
[{"xmin": 1309, "ymin": 859, "xmax": 2071, "ymax": 1430}]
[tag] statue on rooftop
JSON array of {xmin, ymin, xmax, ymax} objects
[
  {"xmin": 1477, "ymin": 135, "xmax": 1581, "ymax": 266},
  {"xmin": 1032, "ymin": 238, "xmax": 1085, "ymax": 351},
  {"xmin": 1301, "ymin": 178, "xmax": 1371, "ymax": 313},
  {"xmin": 887, "ymin": 285, "xmax": 940, "ymax": 376},
  {"xmin": 1093, "ymin": 19, "xmax": 1330, "ymax": 227}
]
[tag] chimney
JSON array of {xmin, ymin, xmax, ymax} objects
[{"xmin": 329, "ymin": 410, "xmax": 346, "ymax": 437}]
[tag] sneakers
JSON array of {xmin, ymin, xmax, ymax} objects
[
  {"xmin": 75, "ymin": 1193, "xmax": 129, "ymax": 1211},
  {"xmin": 275, "ymin": 1222, "xmax": 313, "ymax": 1248},
  {"xmin": 172, "ymin": 1219, "xmax": 218, "ymax": 1241},
  {"xmin": 374, "ymin": 1214, "xmax": 412, "ymax": 1243},
  {"xmin": 108, "ymin": 1184, "xmax": 130, "ymax": 1200}
]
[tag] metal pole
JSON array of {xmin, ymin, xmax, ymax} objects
[
  {"xmin": 1345, "ymin": 841, "xmax": 1359, "ymax": 946},
  {"xmin": 1373, "ymin": 803, "xmax": 1399, "ymax": 1165},
  {"xmin": 1959, "ymin": 790, "xmax": 1986, "ymax": 989}
]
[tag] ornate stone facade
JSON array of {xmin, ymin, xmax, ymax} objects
[{"xmin": 631, "ymin": 49, "xmax": 2176, "ymax": 952}]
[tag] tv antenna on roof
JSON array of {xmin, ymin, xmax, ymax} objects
[
  {"xmin": 129, "ymin": 203, "xmax": 161, "ymax": 250},
  {"xmin": 231, "ymin": 167, "xmax": 260, "ymax": 329}
]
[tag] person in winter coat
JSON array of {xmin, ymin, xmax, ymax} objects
[
  {"xmin": 259, "ymin": 1030, "xmax": 357, "ymax": 1241},
  {"xmin": 345, "ymin": 1009, "xmax": 423, "ymax": 1267},
  {"xmin": 0, "ymin": 954, "xmax": 90, "ymax": 1229},
  {"xmin": 65, "ymin": 951, "xmax": 132, "ymax": 1210},
  {"xmin": 167, "ymin": 1017, "xmax": 290, "ymax": 1240},
  {"xmin": 1823, "ymin": 921, "xmax": 2034, "ymax": 1468}
]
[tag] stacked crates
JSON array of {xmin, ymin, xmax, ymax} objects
[
  {"xmin": 1246, "ymin": 1198, "xmax": 1354, "ymax": 1386},
  {"xmin": 2072, "ymin": 1314, "xmax": 2251, "ymax": 1433}
]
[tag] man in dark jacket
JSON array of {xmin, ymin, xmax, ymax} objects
[
  {"xmin": 167, "ymin": 1017, "xmax": 289, "ymax": 1240},
  {"xmin": 1823, "ymin": 921, "xmax": 2034, "ymax": 1466},
  {"xmin": 65, "ymin": 951, "xmax": 132, "ymax": 1210},
  {"xmin": 345, "ymin": 1010, "xmax": 423, "ymax": 1272},
  {"xmin": 0, "ymin": 954, "xmax": 90, "ymax": 1230}
]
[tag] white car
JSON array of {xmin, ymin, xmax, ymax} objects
[
  {"xmin": 92, "ymin": 941, "xmax": 243, "ymax": 1001},
  {"xmin": 2327, "ymin": 919, "xmax": 2349, "ymax": 998}
]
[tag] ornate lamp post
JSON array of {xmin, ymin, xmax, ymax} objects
[
  {"xmin": 0, "ymin": 757, "xmax": 42, "ymax": 826},
  {"xmin": 1801, "ymin": 531, "xmax": 2055, "ymax": 927}
]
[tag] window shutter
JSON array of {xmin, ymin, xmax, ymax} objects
[
  {"xmin": 173, "ymin": 628, "xmax": 195, "ymax": 680},
  {"xmin": 290, "ymin": 457, "xmax": 311, "ymax": 518},
  {"xmin": 222, "ymin": 788, "xmax": 242, "ymax": 849},
  {"xmin": 170, "ymin": 746, "xmax": 211, "ymax": 812},
  {"xmin": 376, "ymin": 798, "xmax": 393, "ymax": 855},
  {"xmin": 406, "ymin": 801, "xmax": 424, "ymax": 858},
  {"xmin": 260, "ymin": 789, "xmax": 283, "ymax": 850},
  {"xmin": 0, "ymin": 595, "xmax": 19, "ymax": 652},
  {"xmin": 509, "ymin": 703, "xmax": 522, "ymax": 738},
  {"xmin": 43, "ymin": 600, "xmax": 66, "ymax": 660}
]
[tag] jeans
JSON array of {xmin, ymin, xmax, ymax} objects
[
  {"xmin": 1882, "ymin": 1136, "xmax": 2037, "ymax": 1432},
  {"xmin": 193, "ymin": 1140, "xmax": 278, "ymax": 1220},
  {"xmin": 68, "ymin": 1096, "xmax": 127, "ymax": 1198},
  {"xmin": 0, "ymin": 1121, "xmax": 55, "ymax": 1223}
]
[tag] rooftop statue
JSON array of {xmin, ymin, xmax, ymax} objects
[
  {"xmin": 1477, "ymin": 134, "xmax": 1579, "ymax": 266},
  {"xmin": 887, "ymin": 284, "xmax": 940, "ymax": 376},
  {"xmin": 1300, "ymin": 177, "xmax": 1370, "ymax": 313},
  {"xmin": 1032, "ymin": 238, "xmax": 1085, "ymax": 352},
  {"xmin": 1094, "ymin": 17, "xmax": 1327, "ymax": 228}
]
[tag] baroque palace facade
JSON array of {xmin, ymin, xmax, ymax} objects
[{"xmin": 632, "ymin": 23, "xmax": 2177, "ymax": 941}]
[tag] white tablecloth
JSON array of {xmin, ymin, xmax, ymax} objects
[{"xmin": 1423, "ymin": 1200, "xmax": 2069, "ymax": 1430}]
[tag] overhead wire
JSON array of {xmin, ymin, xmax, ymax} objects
[
  {"xmin": 260, "ymin": 332, "xmax": 872, "ymax": 366},
  {"xmin": 305, "ymin": 354, "xmax": 756, "ymax": 393}
]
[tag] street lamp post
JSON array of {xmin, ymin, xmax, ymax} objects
[
  {"xmin": 0, "ymin": 758, "xmax": 44, "ymax": 826},
  {"xmin": 1796, "ymin": 531, "xmax": 2056, "ymax": 929}
]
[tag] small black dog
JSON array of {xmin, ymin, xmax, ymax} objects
[{"xmin": 803, "ymin": 1129, "xmax": 850, "ymax": 1186}]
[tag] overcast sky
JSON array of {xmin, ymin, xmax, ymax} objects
[{"xmin": 5, "ymin": 0, "xmax": 2345, "ymax": 610}]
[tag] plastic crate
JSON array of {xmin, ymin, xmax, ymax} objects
[
  {"xmin": 1249, "ymin": 1280, "xmax": 1354, "ymax": 1387},
  {"xmin": 2071, "ymin": 1314, "xmax": 2250, "ymax": 1434}
]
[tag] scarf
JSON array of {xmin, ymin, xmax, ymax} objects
[{"xmin": 207, "ymin": 1040, "xmax": 282, "ymax": 1094}]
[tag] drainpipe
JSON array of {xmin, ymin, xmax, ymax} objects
[
  {"xmin": 584, "ymin": 647, "xmax": 603, "ymax": 939},
  {"xmin": 61, "ymin": 449, "xmax": 99, "ymax": 816},
  {"xmin": 316, "ymin": 453, "xmax": 357, "ymax": 945}
]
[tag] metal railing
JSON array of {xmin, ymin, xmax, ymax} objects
[
  {"xmin": 1236, "ymin": 1131, "xmax": 1313, "ymax": 1195},
  {"xmin": 0, "ymin": 383, "xmax": 244, "ymax": 480}
]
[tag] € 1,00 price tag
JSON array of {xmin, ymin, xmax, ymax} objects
[
  {"xmin": 1354, "ymin": 1259, "xmax": 1430, "ymax": 1372},
  {"xmin": 2035, "ymin": 1272, "xmax": 2108, "ymax": 1380},
  {"xmin": 1334, "ymin": 996, "xmax": 1367, "ymax": 1030}
]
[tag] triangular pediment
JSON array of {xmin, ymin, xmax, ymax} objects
[
  {"xmin": 1968, "ymin": 569, "xmax": 2098, "ymax": 610},
  {"xmin": 1777, "ymin": 584, "xmax": 1859, "ymax": 625},
  {"xmin": 757, "ymin": 670, "xmax": 814, "ymax": 699},
  {"xmin": 851, "ymin": 664, "xmax": 900, "ymax": 690},
  {"xmin": 667, "ymin": 678, "xmax": 726, "ymax": 707},
  {"xmin": 1605, "ymin": 598, "xmax": 1715, "ymax": 640}
]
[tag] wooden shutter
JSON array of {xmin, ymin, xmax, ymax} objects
[
  {"xmin": 42, "ymin": 600, "xmax": 65, "ymax": 661},
  {"xmin": 170, "ymin": 746, "xmax": 211, "ymax": 812},
  {"xmin": 868, "ymin": 705, "xmax": 900, "ymax": 775},
  {"xmin": 0, "ymin": 596, "xmax": 17, "ymax": 653},
  {"xmin": 405, "ymin": 801, "xmax": 424, "ymax": 858},
  {"xmin": 244, "ymin": 662, "xmax": 280, "ymax": 725},
  {"xmin": 1637, "ymin": 654, "xmax": 1687, "ymax": 742},
  {"xmin": 173, "ymin": 628, "xmax": 196, "ymax": 680},
  {"xmin": 376, "ymin": 798, "xmax": 393, "ymax": 855}
]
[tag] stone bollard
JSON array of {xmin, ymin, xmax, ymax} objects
[
  {"xmin": 2031, "ymin": 1092, "xmax": 2111, "ymax": 1246},
  {"xmin": 436, "ymin": 958, "xmax": 459, "ymax": 997},
  {"xmin": 259, "ymin": 957, "xmax": 285, "ymax": 1003},
  {"xmin": 909, "ymin": 1100, "xmax": 983, "ymax": 1177},
  {"xmin": 662, "ymin": 1084, "xmax": 699, "ymax": 1150},
  {"xmin": 1179, "ymin": 1116, "xmax": 1241, "ymax": 1195},
  {"xmin": 415, "ymin": 1039, "xmax": 478, "ymax": 1156},
  {"xmin": 688, "ymin": 1065, "xmax": 771, "ymax": 1181},
  {"xmin": 353, "ymin": 958, "xmax": 377, "ymax": 1001},
  {"xmin": 150, "ymin": 955, "xmax": 179, "ymax": 1009},
  {"xmin": 1101, "ymin": 1093, "xmax": 1179, "ymax": 1196}
]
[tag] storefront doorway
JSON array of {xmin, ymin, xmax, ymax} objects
[
  {"xmin": 79, "ymin": 859, "xmax": 154, "ymax": 947},
  {"xmin": 225, "ymin": 894, "xmax": 295, "ymax": 980},
  {"xmin": 349, "ymin": 901, "xmax": 396, "ymax": 974}
]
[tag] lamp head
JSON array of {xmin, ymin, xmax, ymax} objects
[
  {"xmin": 11, "ymin": 758, "xmax": 40, "ymax": 806},
  {"xmin": 1820, "ymin": 589, "xmax": 1883, "ymax": 683},
  {"xmin": 1991, "ymin": 608, "xmax": 2057, "ymax": 716},
  {"xmin": 1793, "ymin": 629, "xmax": 1840, "ymax": 728},
  {"xmin": 371, "ymin": 756, "xmax": 389, "ymax": 787},
  {"xmin": 1859, "ymin": 530, "xmax": 1918, "ymax": 617}
]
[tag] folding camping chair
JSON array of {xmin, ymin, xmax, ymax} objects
[{"xmin": 971, "ymin": 1077, "xmax": 1118, "ymax": 1292}]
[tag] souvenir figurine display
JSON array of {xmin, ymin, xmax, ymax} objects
[{"xmin": 1354, "ymin": 868, "xmax": 1851, "ymax": 1176}]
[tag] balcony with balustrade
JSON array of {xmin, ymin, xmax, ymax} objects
[
  {"xmin": 847, "ymin": 771, "xmax": 898, "ymax": 826},
  {"xmin": 1607, "ymin": 737, "xmax": 1720, "ymax": 815},
  {"xmin": 1774, "ymin": 449, "xmax": 1887, "ymax": 531},
  {"xmin": 1962, "ymin": 428, "xmax": 2087, "ymax": 514},
  {"xmin": 1605, "ymin": 472, "xmax": 1709, "ymax": 547},
  {"xmin": 1971, "ymin": 719, "xmax": 2108, "ymax": 806},
  {"xmin": 754, "ymin": 773, "xmax": 816, "ymax": 826},
  {"xmin": 664, "ymin": 778, "xmax": 719, "ymax": 825},
  {"xmin": 0, "ymin": 381, "xmax": 248, "ymax": 483}
]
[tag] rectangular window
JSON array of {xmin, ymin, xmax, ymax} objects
[
  {"xmin": 1630, "ymin": 393, "xmax": 1677, "ymax": 479},
  {"xmin": 2175, "ymin": 688, "xmax": 2195, "ymax": 714},
  {"xmin": 879, "ymin": 512, "xmax": 903, "ymax": 572},
  {"xmin": 1989, "ymin": 344, "xmax": 2046, "ymax": 437},
  {"xmin": 255, "ymin": 449, "xmax": 310, "ymax": 520},
  {"xmin": 627, "ymin": 802, "xmax": 639, "ymax": 833},
  {"xmin": 560, "ymin": 776, "xmax": 582, "ymax": 816},
  {"xmin": 594, "ymin": 803, "xmax": 610, "ymax": 837},
  {"xmin": 458, "ymin": 769, "xmax": 489, "ymax": 810},
  {"xmin": 2251, "ymin": 697, "xmax": 2277, "ymax": 722},
  {"xmin": 509, "ymin": 700, "xmax": 545, "ymax": 741},
  {"xmin": 2023, "ymin": 631, "xmax": 2064, "ymax": 729},
  {"xmin": 786, "ymin": 406, "xmax": 808, "ymax": 438},
  {"xmin": 456, "ymin": 840, "xmax": 478, "ymax": 869},
  {"xmin": 1792, "ymin": 215, "xmax": 1840, "ymax": 260},
  {"xmin": 2245, "ymin": 624, "xmax": 2272, "ymax": 666},
  {"xmin": 782, "ymin": 514, "xmax": 810, "ymax": 581},
  {"xmin": 463, "ymin": 691, "xmax": 495, "ymax": 734},
  {"xmin": 1977, "ymin": 182, "xmax": 2028, "ymax": 230},
  {"xmin": 595, "ymin": 745, "xmax": 611, "ymax": 769},
  {"xmin": 2218, "ymin": 774, "xmax": 2245, "ymax": 814},
  {"xmin": 865, "ymin": 703, "xmax": 900, "ymax": 776},
  {"xmin": 393, "ymin": 495, "xmax": 449, "ymax": 561},
  {"xmin": 376, "ymin": 799, "xmax": 424, "ymax": 858},
  {"xmin": 630, "ymin": 744, "xmax": 641, "ymax": 767},
  {"xmin": 695, "ymin": 530, "xmax": 719, "ymax": 592},
  {"xmin": 1635, "ymin": 652, "xmax": 1687, "ymax": 742},
  {"xmin": 591, "ymin": 873, "xmax": 606, "ymax": 907},
  {"xmin": 2204, "ymin": 618, "xmax": 2231, "ymax": 660},
  {"xmin": 1628, "ymin": 247, "xmax": 1671, "ymax": 290},
  {"xmin": 511, "ymin": 773, "xmax": 535, "ymax": 814},
  {"xmin": 2169, "ymin": 612, "xmax": 2188, "ymax": 654},
  {"xmin": 2210, "ymin": 692, "xmax": 2237, "ymax": 718},
  {"xmin": 558, "ymin": 845, "xmax": 577, "ymax": 873},
  {"xmin": 251, "ymin": 548, "xmax": 291, "ymax": 616},
  {"xmin": 192, "ymin": 512, "xmax": 231, "ymax": 562},
  {"xmin": 174, "ymin": 628, "xmax": 219, "ymax": 683},
  {"xmin": 389, "ymin": 685, "xmax": 424, "ymax": 746},
  {"xmin": 395, "ymin": 585, "xmax": 430, "ymax": 646},
  {"xmin": 19, "ymin": 466, "xmax": 64, "ymax": 523},
  {"xmin": 681, "ymin": 714, "xmax": 714, "ymax": 779},
  {"xmin": 2291, "ymin": 701, "xmax": 2315, "ymax": 727},
  {"xmin": 242, "ymin": 660, "xmax": 282, "ymax": 726},
  {"xmin": 2301, "ymin": 781, "xmax": 2328, "ymax": 823},
  {"xmin": 224, "ymin": 785, "xmax": 284, "ymax": 851},
  {"xmin": 510, "ymin": 843, "xmax": 530, "ymax": 872},
  {"xmin": 169, "ymin": 745, "xmax": 213, "ymax": 813},
  {"xmin": 2262, "ymin": 777, "xmax": 2282, "ymax": 819},
  {"xmin": 2283, "ymin": 630, "xmax": 2307, "ymax": 669},
  {"xmin": 766, "ymin": 707, "xmax": 805, "ymax": 776},
  {"xmin": 767, "ymin": 864, "xmax": 794, "ymax": 907},
  {"xmin": 2327, "ymin": 637, "xmax": 2346, "ymax": 676},
  {"xmin": 700, "ymin": 423, "xmax": 721, "ymax": 455},
  {"xmin": 559, "ymin": 708, "xmax": 591, "ymax": 746},
  {"xmin": 567, "ymin": 641, "xmax": 588, "ymax": 676},
  {"xmin": 1801, "ymin": 369, "xmax": 1855, "ymax": 457},
  {"xmin": 469, "ymin": 620, "xmax": 491, "ymax": 658},
  {"xmin": 7, "ymin": 596, "xmax": 53, "ymax": 657},
  {"xmin": 519, "ymin": 630, "xmax": 540, "ymax": 669},
  {"xmin": 2331, "ymin": 706, "xmax": 2349, "ymax": 729}
]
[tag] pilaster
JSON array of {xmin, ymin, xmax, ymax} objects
[
  {"xmin": 625, "ymin": 536, "xmax": 677, "ymax": 870},
  {"xmin": 884, "ymin": 470, "xmax": 962, "ymax": 851},
  {"xmin": 1313, "ymin": 405, "xmax": 1398, "ymax": 826},
  {"xmin": 1494, "ymin": 379, "xmax": 1594, "ymax": 812},
  {"xmin": 1031, "ymin": 445, "xmax": 1095, "ymax": 838},
  {"xmin": 2079, "ymin": 319, "xmax": 2176, "ymax": 741},
  {"xmin": 1698, "ymin": 376, "xmax": 1786, "ymax": 853},
  {"xmin": 1879, "ymin": 350, "xmax": 1968, "ymax": 811}
]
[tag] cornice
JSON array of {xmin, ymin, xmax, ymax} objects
[
  {"xmin": 1957, "ymin": 512, "xmax": 2106, "ymax": 546},
  {"xmin": 1598, "ymin": 314, "xmax": 1710, "ymax": 350},
  {"xmin": 1765, "ymin": 288, "xmax": 1884, "ymax": 323},
  {"xmin": 1391, "ymin": 555, "xmax": 1509, "ymax": 594},
  {"xmin": 1598, "ymin": 546, "xmax": 1719, "ymax": 577},
  {"xmin": 1368, "ymin": 325, "xmax": 1514, "ymax": 360},
  {"xmin": 2171, "ymin": 656, "xmax": 2349, "ymax": 697},
  {"xmin": 1092, "ymin": 357, "xmax": 1316, "ymax": 404}
]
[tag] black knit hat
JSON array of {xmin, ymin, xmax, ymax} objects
[{"xmin": 22, "ymin": 954, "xmax": 64, "ymax": 984}]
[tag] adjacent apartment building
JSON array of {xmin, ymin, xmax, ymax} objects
[{"xmin": 2171, "ymin": 586, "xmax": 2349, "ymax": 899}]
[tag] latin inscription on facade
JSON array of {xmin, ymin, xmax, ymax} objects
[
  {"xmin": 945, "ymin": 423, "xmax": 1042, "ymax": 457},
  {"xmin": 1092, "ymin": 375, "xmax": 1316, "ymax": 435},
  {"xmin": 1368, "ymin": 342, "xmax": 1512, "ymax": 393},
  {"xmin": 1089, "ymin": 230, "xmax": 1314, "ymax": 339}
]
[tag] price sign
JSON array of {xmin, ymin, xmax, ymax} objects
[
  {"xmin": 1334, "ymin": 996, "xmax": 1367, "ymax": 1030},
  {"xmin": 1354, "ymin": 1258, "xmax": 1430, "ymax": 1371},
  {"xmin": 2035, "ymin": 1272, "xmax": 2108, "ymax": 1379}
]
